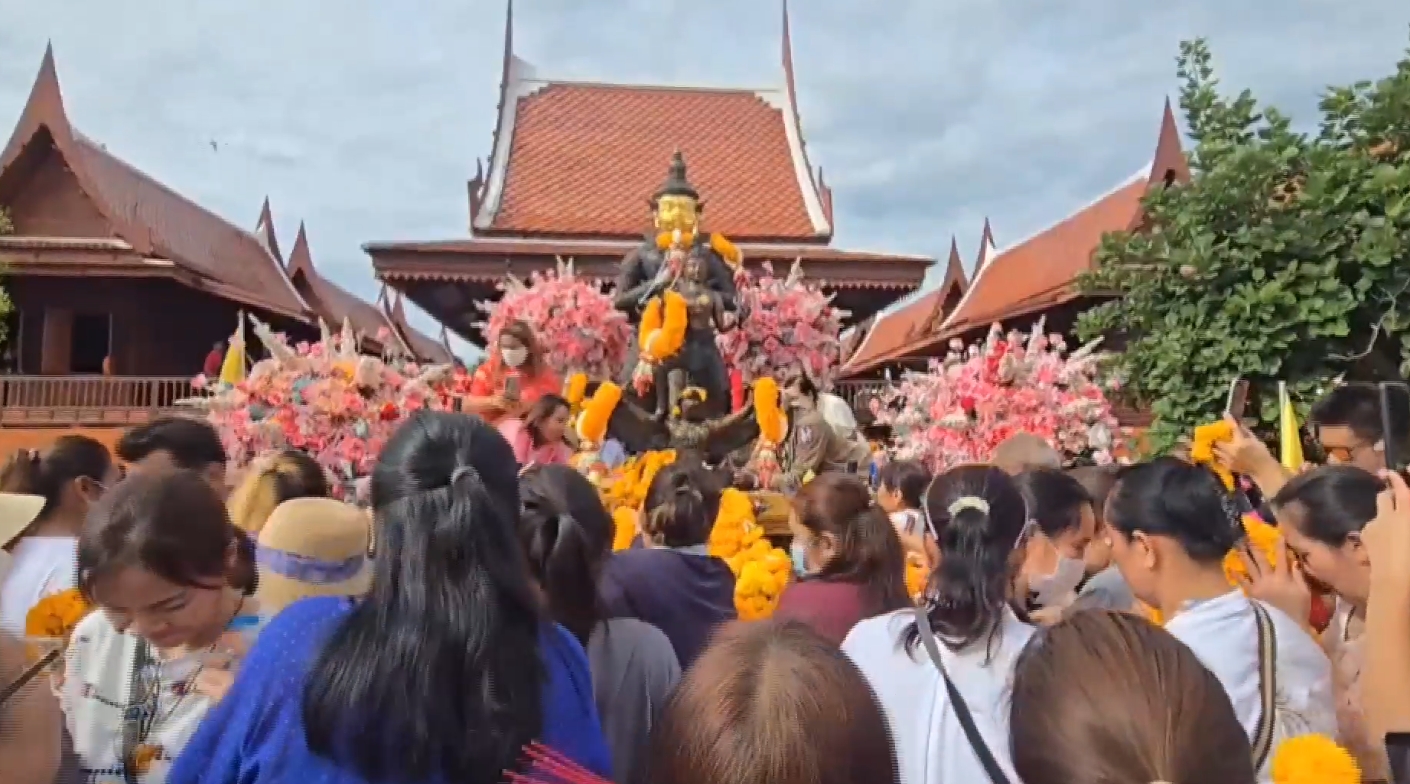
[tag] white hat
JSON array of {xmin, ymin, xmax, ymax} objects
[{"xmin": 0, "ymin": 493, "xmax": 45, "ymax": 549}]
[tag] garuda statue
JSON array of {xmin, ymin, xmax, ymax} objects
[{"xmin": 612, "ymin": 150, "xmax": 742, "ymax": 422}]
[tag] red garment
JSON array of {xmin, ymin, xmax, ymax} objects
[
  {"xmin": 467, "ymin": 362, "xmax": 561, "ymax": 426},
  {"xmin": 203, "ymin": 349, "xmax": 223, "ymax": 377},
  {"xmin": 773, "ymin": 578, "xmax": 873, "ymax": 646}
]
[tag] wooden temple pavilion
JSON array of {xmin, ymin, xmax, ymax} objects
[
  {"xmin": 840, "ymin": 100, "xmax": 1190, "ymax": 380},
  {"xmin": 0, "ymin": 47, "xmax": 449, "ymax": 447},
  {"xmin": 368, "ymin": 1, "xmax": 932, "ymax": 345}
]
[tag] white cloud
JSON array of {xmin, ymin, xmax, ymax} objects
[{"xmin": 1, "ymin": 0, "xmax": 1407, "ymax": 348}]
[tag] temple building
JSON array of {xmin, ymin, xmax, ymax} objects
[
  {"xmin": 841, "ymin": 101, "xmax": 1190, "ymax": 379},
  {"xmin": 0, "ymin": 47, "xmax": 448, "ymax": 447},
  {"xmin": 368, "ymin": 1, "xmax": 932, "ymax": 344}
]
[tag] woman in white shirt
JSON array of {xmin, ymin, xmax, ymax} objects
[
  {"xmin": 1104, "ymin": 457, "xmax": 1336, "ymax": 784},
  {"xmin": 0, "ymin": 436, "xmax": 117, "ymax": 634},
  {"xmin": 842, "ymin": 464, "xmax": 1034, "ymax": 784},
  {"xmin": 64, "ymin": 469, "xmax": 263, "ymax": 784}
]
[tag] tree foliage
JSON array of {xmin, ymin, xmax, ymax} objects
[
  {"xmin": 1076, "ymin": 37, "xmax": 1410, "ymax": 451},
  {"xmin": 0, "ymin": 206, "xmax": 12, "ymax": 348}
]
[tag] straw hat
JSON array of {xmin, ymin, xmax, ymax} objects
[
  {"xmin": 0, "ymin": 493, "xmax": 45, "ymax": 550},
  {"xmin": 255, "ymin": 497, "xmax": 372, "ymax": 613}
]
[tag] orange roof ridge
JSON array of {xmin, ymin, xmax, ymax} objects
[{"xmin": 468, "ymin": 3, "xmax": 831, "ymax": 242}]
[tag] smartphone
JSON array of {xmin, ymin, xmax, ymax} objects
[
  {"xmin": 503, "ymin": 373, "xmax": 521, "ymax": 403},
  {"xmin": 1379, "ymin": 381, "xmax": 1409, "ymax": 472},
  {"xmin": 1387, "ymin": 731, "xmax": 1410, "ymax": 784},
  {"xmin": 1225, "ymin": 377, "xmax": 1250, "ymax": 420}
]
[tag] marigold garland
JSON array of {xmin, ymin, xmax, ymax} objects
[
  {"xmin": 640, "ymin": 290, "xmax": 688, "ymax": 363},
  {"xmin": 656, "ymin": 230, "xmax": 694, "ymax": 250},
  {"xmin": 25, "ymin": 588, "xmax": 91, "ymax": 639},
  {"xmin": 1270, "ymin": 733, "xmax": 1359, "ymax": 784},
  {"xmin": 563, "ymin": 373, "xmax": 589, "ymax": 411},
  {"xmin": 575, "ymin": 382, "xmax": 622, "ymax": 446},
  {"xmin": 612, "ymin": 506, "xmax": 638, "ymax": 552},
  {"xmin": 905, "ymin": 553, "xmax": 929, "ymax": 601},
  {"xmin": 1190, "ymin": 420, "xmax": 1236, "ymax": 490},
  {"xmin": 753, "ymin": 377, "xmax": 787, "ymax": 444},
  {"xmin": 709, "ymin": 232, "xmax": 742, "ymax": 267}
]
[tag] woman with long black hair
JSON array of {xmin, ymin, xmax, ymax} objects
[
  {"xmin": 841, "ymin": 464, "xmax": 1034, "ymax": 784},
  {"xmin": 168, "ymin": 412, "xmax": 611, "ymax": 784}
]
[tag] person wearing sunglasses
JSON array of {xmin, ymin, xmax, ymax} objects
[{"xmin": 1311, "ymin": 383, "xmax": 1410, "ymax": 473}]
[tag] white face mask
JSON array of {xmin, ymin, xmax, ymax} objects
[
  {"xmin": 1030, "ymin": 553, "xmax": 1086, "ymax": 607},
  {"xmin": 501, "ymin": 347, "xmax": 528, "ymax": 368}
]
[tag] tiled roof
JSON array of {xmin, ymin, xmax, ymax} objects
[
  {"xmin": 381, "ymin": 287, "xmax": 454, "ymax": 365},
  {"xmin": 284, "ymin": 220, "xmax": 401, "ymax": 355},
  {"xmin": 842, "ymin": 238, "xmax": 967, "ymax": 374},
  {"xmin": 477, "ymin": 81, "xmax": 828, "ymax": 241},
  {"xmin": 470, "ymin": 3, "xmax": 831, "ymax": 242},
  {"xmin": 0, "ymin": 46, "xmax": 309, "ymax": 320}
]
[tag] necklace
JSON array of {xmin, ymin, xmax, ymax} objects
[{"xmin": 123, "ymin": 595, "xmax": 245, "ymax": 780}]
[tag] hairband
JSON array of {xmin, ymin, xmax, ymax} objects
[{"xmin": 948, "ymin": 496, "xmax": 990, "ymax": 517}]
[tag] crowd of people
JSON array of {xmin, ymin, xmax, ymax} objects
[{"xmin": 1, "ymin": 379, "xmax": 1410, "ymax": 784}]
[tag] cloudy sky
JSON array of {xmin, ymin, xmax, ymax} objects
[{"xmin": 2, "ymin": 1, "xmax": 1407, "ymax": 356}]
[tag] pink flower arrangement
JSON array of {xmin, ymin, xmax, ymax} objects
[
  {"xmin": 183, "ymin": 316, "xmax": 453, "ymax": 497},
  {"xmin": 718, "ymin": 261, "xmax": 848, "ymax": 387},
  {"xmin": 476, "ymin": 259, "xmax": 631, "ymax": 381},
  {"xmin": 873, "ymin": 319, "xmax": 1123, "ymax": 472}
]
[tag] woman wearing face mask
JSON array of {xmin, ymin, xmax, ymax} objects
[
  {"xmin": 64, "ymin": 470, "xmax": 262, "ymax": 783},
  {"xmin": 462, "ymin": 321, "xmax": 561, "ymax": 427},
  {"xmin": 0, "ymin": 437, "xmax": 117, "ymax": 635},
  {"xmin": 1011, "ymin": 468, "xmax": 1096, "ymax": 622},
  {"xmin": 775, "ymin": 474, "xmax": 911, "ymax": 645},
  {"xmin": 1266, "ymin": 465, "xmax": 1390, "ymax": 781}
]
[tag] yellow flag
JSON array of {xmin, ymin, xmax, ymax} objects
[
  {"xmin": 1279, "ymin": 381, "xmax": 1305, "ymax": 472},
  {"xmin": 219, "ymin": 312, "xmax": 246, "ymax": 385}
]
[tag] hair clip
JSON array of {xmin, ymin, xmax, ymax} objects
[
  {"xmin": 449, "ymin": 465, "xmax": 477, "ymax": 486},
  {"xmin": 947, "ymin": 496, "xmax": 990, "ymax": 517}
]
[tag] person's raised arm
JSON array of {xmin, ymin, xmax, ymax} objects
[{"xmin": 1362, "ymin": 469, "xmax": 1410, "ymax": 743}]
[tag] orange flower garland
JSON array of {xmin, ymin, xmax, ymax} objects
[
  {"xmin": 752, "ymin": 377, "xmax": 787, "ymax": 445},
  {"xmin": 563, "ymin": 373, "xmax": 589, "ymax": 412},
  {"xmin": 1190, "ymin": 420, "xmax": 1236, "ymax": 490},
  {"xmin": 1147, "ymin": 514, "xmax": 1284, "ymax": 625},
  {"xmin": 905, "ymin": 553, "xmax": 929, "ymax": 601},
  {"xmin": 639, "ymin": 291, "xmax": 688, "ymax": 364},
  {"xmin": 709, "ymin": 233, "xmax": 742, "ymax": 267},
  {"xmin": 1270, "ymin": 734, "xmax": 1359, "ymax": 784},
  {"xmin": 25, "ymin": 588, "xmax": 91, "ymax": 639},
  {"xmin": 574, "ymin": 382, "xmax": 622, "ymax": 447}
]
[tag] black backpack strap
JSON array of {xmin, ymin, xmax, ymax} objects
[
  {"xmin": 913, "ymin": 607, "xmax": 1012, "ymax": 784},
  {"xmin": 1250, "ymin": 601, "xmax": 1278, "ymax": 773}
]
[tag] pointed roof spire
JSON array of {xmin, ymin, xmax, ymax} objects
[
  {"xmin": 653, "ymin": 150, "xmax": 699, "ymax": 202},
  {"xmin": 945, "ymin": 235, "xmax": 967, "ymax": 290},
  {"xmin": 255, "ymin": 197, "xmax": 283, "ymax": 263},
  {"xmin": 287, "ymin": 221, "xmax": 313, "ymax": 276},
  {"xmin": 975, "ymin": 218, "xmax": 996, "ymax": 271},
  {"xmin": 781, "ymin": 0, "xmax": 797, "ymax": 96},
  {"xmin": 1148, "ymin": 97, "xmax": 1190, "ymax": 188},
  {"xmin": 2, "ymin": 42, "xmax": 78, "ymax": 171}
]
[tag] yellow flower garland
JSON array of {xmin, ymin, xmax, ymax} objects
[
  {"xmin": 25, "ymin": 588, "xmax": 91, "ymax": 639},
  {"xmin": 575, "ymin": 382, "xmax": 622, "ymax": 446},
  {"xmin": 563, "ymin": 373, "xmax": 588, "ymax": 411},
  {"xmin": 1190, "ymin": 420, "xmax": 1236, "ymax": 490},
  {"xmin": 640, "ymin": 291, "xmax": 688, "ymax": 363},
  {"xmin": 1270, "ymin": 734, "xmax": 1359, "ymax": 784},
  {"xmin": 905, "ymin": 553, "xmax": 929, "ymax": 601},
  {"xmin": 753, "ymin": 377, "xmax": 787, "ymax": 444},
  {"xmin": 709, "ymin": 232, "xmax": 742, "ymax": 267},
  {"xmin": 612, "ymin": 506, "xmax": 638, "ymax": 552}
]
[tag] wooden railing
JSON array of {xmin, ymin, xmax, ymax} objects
[
  {"xmin": 0, "ymin": 375, "xmax": 197, "ymax": 427},
  {"xmin": 833, "ymin": 379, "xmax": 885, "ymax": 408}
]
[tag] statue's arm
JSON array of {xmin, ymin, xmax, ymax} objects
[
  {"xmin": 611, "ymin": 248, "xmax": 650, "ymax": 312},
  {"xmin": 706, "ymin": 247, "xmax": 738, "ymax": 311}
]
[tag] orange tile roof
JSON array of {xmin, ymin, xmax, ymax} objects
[
  {"xmin": 478, "ymin": 82, "xmax": 827, "ymax": 241},
  {"xmin": 842, "ymin": 237, "xmax": 967, "ymax": 374},
  {"xmin": 0, "ymin": 47, "xmax": 309, "ymax": 320}
]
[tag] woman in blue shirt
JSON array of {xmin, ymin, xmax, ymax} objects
[{"xmin": 168, "ymin": 411, "xmax": 612, "ymax": 784}]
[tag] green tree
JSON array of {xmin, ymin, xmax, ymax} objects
[
  {"xmin": 1076, "ymin": 37, "xmax": 1410, "ymax": 451},
  {"xmin": 0, "ymin": 206, "xmax": 12, "ymax": 348}
]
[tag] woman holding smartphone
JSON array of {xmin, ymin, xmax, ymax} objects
[{"xmin": 461, "ymin": 321, "xmax": 561, "ymax": 427}]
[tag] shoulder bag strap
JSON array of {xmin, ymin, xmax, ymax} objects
[
  {"xmin": 913, "ymin": 606, "xmax": 1012, "ymax": 784},
  {"xmin": 1250, "ymin": 601, "xmax": 1278, "ymax": 772},
  {"xmin": 120, "ymin": 639, "xmax": 155, "ymax": 784}
]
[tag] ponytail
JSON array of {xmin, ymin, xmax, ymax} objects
[
  {"xmin": 518, "ymin": 465, "xmax": 614, "ymax": 647},
  {"xmin": 642, "ymin": 462, "xmax": 722, "ymax": 548},
  {"xmin": 907, "ymin": 465, "xmax": 1028, "ymax": 658},
  {"xmin": 0, "ymin": 436, "xmax": 112, "ymax": 534}
]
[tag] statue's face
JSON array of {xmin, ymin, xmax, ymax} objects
[
  {"xmin": 654, "ymin": 195, "xmax": 699, "ymax": 234},
  {"xmin": 684, "ymin": 254, "xmax": 707, "ymax": 281}
]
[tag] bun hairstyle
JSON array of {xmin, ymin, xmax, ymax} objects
[
  {"xmin": 78, "ymin": 469, "xmax": 257, "ymax": 601},
  {"xmin": 909, "ymin": 465, "xmax": 1028, "ymax": 655},
  {"xmin": 1010, "ymin": 610, "xmax": 1255, "ymax": 784},
  {"xmin": 642, "ymin": 462, "xmax": 722, "ymax": 548},
  {"xmin": 0, "ymin": 435, "xmax": 112, "ymax": 523},
  {"xmin": 791, "ymin": 474, "xmax": 909, "ymax": 616},
  {"xmin": 1269, "ymin": 464, "xmax": 1381, "ymax": 546},
  {"xmin": 1105, "ymin": 457, "xmax": 1242, "ymax": 563},
  {"xmin": 302, "ymin": 411, "xmax": 543, "ymax": 784},
  {"xmin": 518, "ymin": 464, "xmax": 615, "ymax": 646},
  {"xmin": 1012, "ymin": 468, "xmax": 1093, "ymax": 540}
]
